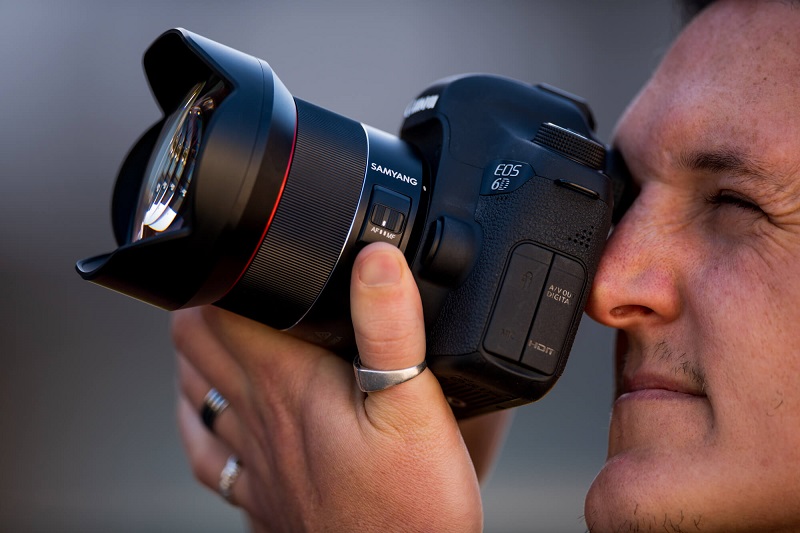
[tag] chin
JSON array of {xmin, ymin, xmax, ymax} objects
[
  {"xmin": 583, "ymin": 450, "xmax": 800, "ymax": 533},
  {"xmin": 583, "ymin": 451, "xmax": 708, "ymax": 533}
]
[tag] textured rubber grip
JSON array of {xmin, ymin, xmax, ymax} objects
[
  {"xmin": 218, "ymin": 99, "xmax": 367, "ymax": 328},
  {"xmin": 533, "ymin": 122, "xmax": 605, "ymax": 170}
]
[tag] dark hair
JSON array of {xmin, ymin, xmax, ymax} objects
[
  {"xmin": 682, "ymin": 0, "xmax": 800, "ymax": 22},
  {"xmin": 680, "ymin": 0, "xmax": 716, "ymax": 21}
]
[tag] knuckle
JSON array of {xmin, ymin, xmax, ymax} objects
[
  {"xmin": 170, "ymin": 308, "xmax": 199, "ymax": 353},
  {"xmin": 354, "ymin": 286, "xmax": 425, "ymax": 363},
  {"xmin": 176, "ymin": 363, "xmax": 192, "ymax": 399},
  {"xmin": 187, "ymin": 452, "xmax": 207, "ymax": 485},
  {"xmin": 356, "ymin": 315, "xmax": 422, "ymax": 357},
  {"xmin": 355, "ymin": 285, "xmax": 422, "ymax": 332},
  {"xmin": 171, "ymin": 306, "xmax": 225, "ymax": 353}
]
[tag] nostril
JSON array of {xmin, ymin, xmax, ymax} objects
[{"xmin": 610, "ymin": 305, "xmax": 654, "ymax": 318}]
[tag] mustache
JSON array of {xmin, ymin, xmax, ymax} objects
[
  {"xmin": 615, "ymin": 337, "xmax": 707, "ymax": 397},
  {"xmin": 653, "ymin": 340, "xmax": 707, "ymax": 392}
]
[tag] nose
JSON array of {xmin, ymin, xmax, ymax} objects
[{"xmin": 584, "ymin": 186, "xmax": 682, "ymax": 331}]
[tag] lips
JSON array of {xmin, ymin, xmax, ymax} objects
[
  {"xmin": 614, "ymin": 337, "xmax": 708, "ymax": 397},
  {"xmin": 619, "ymin": 370, "xmax": 707, "ymax": 399}
]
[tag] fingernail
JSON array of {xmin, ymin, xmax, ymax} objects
[{"xmin": 359, "ymin": 250, "xmax": 403, "ymax": 287}]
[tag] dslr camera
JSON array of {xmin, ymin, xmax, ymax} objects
[{"xmin": 77, "ymin": 28, "xmax": 627, "ymax": 418}]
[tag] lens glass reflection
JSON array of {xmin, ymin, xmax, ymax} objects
[{"xmin": 131, "ymin": 78, "xmax": 225, "ymax": 243}]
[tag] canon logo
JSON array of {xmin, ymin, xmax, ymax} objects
[{"xmin": 403, "ymin": 94, "xmax": 439, "ymax": 118}]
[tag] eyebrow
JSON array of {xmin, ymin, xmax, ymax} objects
[{"xmin": 678, "ymin": 148, "xmax": 772, "ymax": 182}]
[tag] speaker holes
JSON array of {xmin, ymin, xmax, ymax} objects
[{"xmin": 567, "ymin": 225, "xmax": 594, "ymax": 249}]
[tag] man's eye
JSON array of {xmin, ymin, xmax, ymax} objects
[{"xmin": 706, "ymin": 190, "xmax": 765, "ymax": 215}]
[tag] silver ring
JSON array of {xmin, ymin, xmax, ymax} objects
[
  {"xmin": 353, "ymin": 355, "xmax": 427, "ymax": 392},
  {"xmin": 201, "ymin": 388, "xmax": 229, "ymax": 432},
  {"xmin": 219, "ymin": 454, "xmax": 242, "ymax": 503}
]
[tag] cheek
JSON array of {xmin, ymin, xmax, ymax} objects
[
  {"xmin": 694, "ymin": 238, "xmax": 800, "ymax": 375},
  {"xmin": 690, "ymin": 242, "xmax": 800, "ymax": 457}
]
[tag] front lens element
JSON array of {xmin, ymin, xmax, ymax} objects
[{"xmin": 131, "ymin": 79, "xmax": 226, "ymax": 243}]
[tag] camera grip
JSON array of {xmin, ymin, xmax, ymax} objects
[{"xmin": 426, "ymin": 173, "xmax": 610, "ymax": 417}]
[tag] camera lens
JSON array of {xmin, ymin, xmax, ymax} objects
[
  {"xmin": 131, "ymin": 78, "xmax": 226, "ymax": 243},
  {"xmin": 77, "ymin": 28, "xmax": 426, "ymax": 342}
]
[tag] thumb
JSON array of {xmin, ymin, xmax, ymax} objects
[{"xmin": 350, "ymin": 242, "xmax": 449, "ymax": 423}]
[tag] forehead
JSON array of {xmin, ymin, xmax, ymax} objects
[
  {"xmin": 666, "ymin": 1, "xmax": 800, "ymax": 99},
  {"xmin": 617, "ymin": 0, "xmax": 800, "ymax": 173}
]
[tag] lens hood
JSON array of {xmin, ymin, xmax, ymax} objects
[{"xmin": 77, "ymin": 28, "xmax": 297, "ymax": 310}]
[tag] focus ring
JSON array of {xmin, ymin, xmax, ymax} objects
[{"xmin": 218, "ymin": 99, "xmax": 367, "ymax": 328}]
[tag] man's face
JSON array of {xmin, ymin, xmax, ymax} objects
[{"xmin": 584, "ymin": 1, "xmax": 800, "ymax": 531}]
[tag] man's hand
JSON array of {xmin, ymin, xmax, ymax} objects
[{"xmin": 174, "ymin": 242, "xmax": 484, "ymax": 532}]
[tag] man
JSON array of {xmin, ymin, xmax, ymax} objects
[{"xmin": 173, "ymin": 1, "xmax": 800, "ymax": 531}]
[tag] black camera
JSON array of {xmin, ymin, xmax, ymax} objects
[{"xmin": 77, "ymin": 28, "xmax": 625, "ymax": 418}]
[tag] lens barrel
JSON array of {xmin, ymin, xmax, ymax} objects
[{"xmin": 217, "ymin": 100, "xmax": 368, "ymax": 329}]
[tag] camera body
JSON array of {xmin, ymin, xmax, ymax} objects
[
  {"xmin": 77, "ymin": 29, "xmax": 615, "ymax": 418},
  {"xmin": 397, "ymin": 77, "xmax": 612, "ymax": 415}
]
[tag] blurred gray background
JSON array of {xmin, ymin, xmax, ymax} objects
[{"xmin": 0, "ymin": 1, "xmax": 680, "ymax": 532}]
